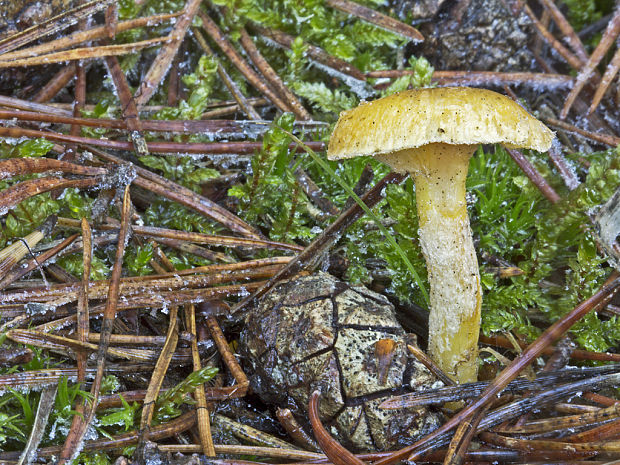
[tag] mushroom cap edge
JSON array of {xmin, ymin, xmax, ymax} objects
[{"xmin": 327, "ymin": 87, "xmax": 555, "ymax": 161}]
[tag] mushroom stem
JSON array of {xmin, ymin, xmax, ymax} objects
[{"xmin": 379, "ymin": 143, "xmax": 481, "ymax": 383}]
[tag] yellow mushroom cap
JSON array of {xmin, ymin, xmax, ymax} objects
[{"xmin": 327, "ymin": 87, "xmax": 555, "ymax": 161}]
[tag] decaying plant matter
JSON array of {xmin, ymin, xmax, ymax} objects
[{"xmin": 0, "ymin": 0, "xmax": 620, "ymax": 464}]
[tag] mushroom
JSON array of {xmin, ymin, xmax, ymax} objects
[{"xmin": 327, "ymin": 87, "xmax": 554, "ymax": 383}]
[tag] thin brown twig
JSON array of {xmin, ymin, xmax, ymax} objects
[
  {"xmin": 480, "ymin": 333, "xmax": 620, "ymax": 362},
  {"xmin": 443, "ymin": 403, "xmax": 492, "ymax": 465},
  {"xmin": 0, "ymin": 94, "xmax": 74, "ymax": 116},
  {"xmin": 494, "ymin": 402, "xmax": 620, "ymax": 434},
  {"xmin": 0, "ymin": 157, "xmax": 106, "ymax": 180},
  {"xmin": 537, "ymin": 0, "xmax": 590, "ymax": 63},
  {"xmin": 238, "ymin": 27, "xmax": 311, "ymax": 120},
  {"xmin": 367, "ymin": 70, "xmax": 574, "ymax": 89},
  {"xmin": 57, "ymin": 185, "xmax": 132, "ymax": 464},
  {"xmin": 192, "ymin": 28, "xmax": 261, "ymax": 120},
  {"xmin": 0, "ymin": 125, "xmax": 327, "ymax": 155},
  {"xmin": 1, "ymin": 94, "xmax": 269, "ymax": 117},
  {"xmin": 104, "ymin": 2, "xmax": 118, "ymax": 39},
  {"xmin": 154, "ymin": 237, "xmax": 233, "ymax": 263},
  {"xmin": 32, "ymin": 64, "xmax": 77, "ymax": 103},
  {"xmin": 561, "ymin": 7, "xmax": 620, "ymax": 118},
  {"xmin": 325, "ymin": 0, "xmax": 423, "ymax": 42},
  {"xmin": 506, "ymin": 149, "xmax": 561, "ymax": 204},
  {"xmin": 0, "ymin": 37, "xmax": 170, "ymax": 68},
  {"xmin": 186, "ymin": 304, "xmax": 216, "ymax": 456},
  {"xmin": 76, "ymin": 218, "xmax": 91, "ymax": 382},
  {"xmin": 0, "ymin": 109, "xmax": 326, "ymax": 134},
  {"xmin": 564, "ymin": 415, "xmax": 620, "ymax": 442},
  {"xmin": 134, "ymin": 0, "xmax": 203, "ymax": 107},
  {"xmin": 584, "ymin": 391, "xmax": 620, "ymax": 407},
  {"xmin": 589, "ymin": 46, "xmax": 620, "ymax": 115},
  {"xmin": 308, "ymin": 391, "xmax": 367, "ymax": 465},
  {"xmin": 214, "ymin": 414, "xmax": 298, "ymax": 449},
  {"xmin": 198, "ymin": 10, "xmax": 293, "ymax": 114},
  {"xmin": 57, "ymin": 217, "xmax": 301, "ymax": 252},
  {"xmin": 406, "ymin": 344, "xmax": 455, "ymax": 387},
  {"xmin": 1, "ymin": 265, "xmax": 283, "ymax": 308},
  {"xmin": 251, "ymin": 24, "xmax": 366, "ymax": 82},
  {"xmin": 138, "ymin": 306, "xmax": 178, "ymax": 440},
  {"xmin": 104, "ymin": 54, "xmax": 149, "ymax": 157},
  {"xmin": 524, "ymin": 4, "xmax": 584, "ymax": 70},
  {"xmin": 204, "ymin": 314, "xmax": 249, "ymax": 398},
  {"xmin": 56, "ymin": 220, "xmax": 91, "ymax": 462},
  {"xmin": 480, "ymin": 431, "xmax": 620, "ymax": 452},
  {"xmin": 543, "ymin": 116, "xmax": 620, "ymax": 146},
  {"xmin": 0, "ymin": 177, "xmax": 101, "ymax": 212},
  {"xmin": 0, "ymin": 0, "xmax": 113, "ymax": 55},
  {"xmin": 276, "ymin": 408, "xmax": 321, "ymax": 452}
]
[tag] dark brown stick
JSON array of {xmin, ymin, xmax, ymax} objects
[
  {"xmin": 561, "ymin": 8, "xmax": 620, "ymax": 118},
  {"xmin": 325, "ymin": 0, "xmax": 423, "ymax": 42},
  {"xmin": 0, "ymin": 0, "xmax": 113, "ymax": 54},
  {"xmin": 506, "ymin": 149, "xmax": 561, "ymax": 204},
  {"xmin": 367, "ymin": 70, "xmax": 574, "ymax": 89},
  {"xmin": 309, "ymin": 391, "xmax": 367, "ymax": 465},
  {"xmin": 537, "ymin": 0, "xmax": 590, "ymax": 63},
  {"xmin": 251, "ymin": 24, "xmax": 366, "ymax": 82},
  {"xmin": 32, "ymin": 64, "xmax": 77, "ymax": 103},
  {"xmin": 198, "ymin": 10, "xmax": 292, "ymax": 114},
  {"xmin": 133, "ymin": 0, "xmax": 203, "ymax": 107},
  {"xmin": 192, "ymin": 28, "xmax": 261, "ymax": 120},
  {"xmin": 0, "ymin": 126, "xmax": 326, "ymax": 155},
  {"xmin": 589, "ymin": 46, "xmax": 620, "ymax": 115},
  {"xmin": 238, "ymin": 27, "xmax": 311, "ymax": 120},
  {"xmin": 544, "ymin": 116, "xmax": 620, "ymax": 146}
]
